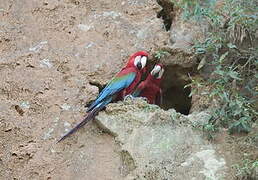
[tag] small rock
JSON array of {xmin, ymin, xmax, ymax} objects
[
  {"xmin": 50, "ymin": 148, "xmax": 56, "ymax": 153},
  {"xmin": 29, "ymin": 41, "xmax": 48, "ymax": 53},
  {"xmin": 43, "ymin": 128, "xmax": 54, "ymax": 140},
  {"xmin": 103, "ymin": 11, "xmax": 121, "ymax": 19},
  {"xmin": 53, "ymin": 117, "xmax": 59, "ymax": 123},
  {"xmin": 60, "ymin": 103, "xmax": 71, "ymax": 110},
  {"xmin": 85, "ymin": 42, "xmax": 94, "ymax": 49},
  {"xmin": 78, "ymin": 24, "xmax": 92, "ymax": 31},
  {"xmin": 40, "ymin": 59, "xmax": 53, "ymax": 68},
  {"xmin": 20, "ymin": 101, "xmax": 30, "ymax": 109},
  {"xmin": 64, "ymin": 121, "xmax": 71, "ymax": 127},
  {"xmin": 187, "ymin": 111, "xmax": 211, "ymax": 126}
]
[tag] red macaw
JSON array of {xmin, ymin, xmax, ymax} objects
[
  {"xmin": 57, "ymin": 51, "xmax": 149, "ymax": 142},
  {"xmin": 132, "ymin": 64, "xmax": 164, "ymax": 106}
]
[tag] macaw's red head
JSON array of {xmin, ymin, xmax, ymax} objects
[
  {"xmin": 126, "ymin": 51, "xmax": 149, "ymax": 73},
  {"xmin": 149, "ymin": 64, "xmax": 164, "ymax": 85}
]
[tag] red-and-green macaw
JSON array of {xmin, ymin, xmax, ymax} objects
[
  {"xmin": 132, "ymin": 64, "xmax": 164, "ymax": 106},
  {"xmin": 57, "ymin": 51, "xmax": 148, "ymax": 142}
]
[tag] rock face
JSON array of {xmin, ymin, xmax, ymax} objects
[
  {"xmin": 0, "ymin": 0, "xmax": 169, "ymax": 179},
  {"xmin": 154, "ymin": 6, "xmax": 211, "ymax": 113},
  {"xmin": 96, "ymin": 99, "xmax": 227, "ymax": 180},
  {"xmin": 2, "ymin": 0, "xmax": 254, "ymax": 179},
  {"xmin": 169, "ymin": 16, "xmax": 208, "ymax": 54}
]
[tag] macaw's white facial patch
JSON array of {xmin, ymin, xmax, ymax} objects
[
  {"xmin": 151, "ymin": 65, "xmax": 161, "ymax": 76},
  {"xmin": 134, "ymin": 55, "xmax": 147, "ymax": 70},
  {"xmin": 151, "ymin": 65, "xmax": 164, "ymax": 79},
  {"xmin": 158, "ymin": 68, "xmax": 164, "ymax": 79},
  {"xmin": 134, "ymin": 56, "xmax": 141, "ymax": 67},
  {"xmin": 140, "ymin": 56, "xmax": 147, "ymax": 68}
]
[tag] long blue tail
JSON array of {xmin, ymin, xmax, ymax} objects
[
  {"xmin": 57, "ymin": 97, "xmax": 112, "ymax": 143},
  {"xmin": 56, "ymin": 108, "xmax": 99, "ymax": 143}
]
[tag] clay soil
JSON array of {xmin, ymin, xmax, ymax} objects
[{"xmin": 0, "ymin": 0, "xmax": 141, "ymax": 179}]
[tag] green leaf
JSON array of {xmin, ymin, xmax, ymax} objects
[
  {"xmin": 197, "ymin": 57, "xmax": 206, "ymax": 70},
  {"xmin": 196, "ymin": 48, "xmax": 206, "ymax": 54},
  {"xmin": 229, "ymin": 119, "xmax": 251, "ymax": 134},
  {"xmin": 227, "ymin": 43, "xmax": 237, "ymax": 49},
  {"xmin": 228, "ymin": 71, "xmax": 242, "ymax": 80},
  {"xmin": 214, "ymin": 69, "xmax": 225, "ymax": 76},
  {"xmin": 252, "ymin": 161, "xmax": 258, "ymax": 168},
  {"xmin": 219, "ymin": 52, "xmax": 229, "ymax": 63}
]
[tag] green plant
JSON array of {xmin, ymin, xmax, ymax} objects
[
  {"xmin": 154, "ymin": 50, "xmax": 170, "ymax": 59},
  {"xmin": 183, "ymin": 0, "xmax": 257, "ymax": 134},
  {"xmin": 184, "ymin": 75, "xmax": 205, "ymax": 97},
  {"xmin": 252, "ymin": 160, "xmax": 258, "ymax": 168},
  {"xmin": 233, "ymin": 158, "xmax": 258, "ymax": 178},
  {"xmin": 202, "ymin": 122, "xmax": 217, "ymax": 140},
  {"xmin": 171, "ymin": 0, "xmax": 219, "ymax": 22}
]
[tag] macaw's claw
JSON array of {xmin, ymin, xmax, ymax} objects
[
  {"xmin": 124, "ymin": 94, "xmax": 135, "ymax": 101},
  {"xmin": 140, "ymin": 97, "xmax": 148, "ymax": 102}
]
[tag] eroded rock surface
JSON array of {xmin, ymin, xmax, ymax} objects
[
  {"xmin": 96, "ymin": 99, "xmax": 227, "ymax": 180},
  {"xmin": 0, "ymin": 0, "xmax": 168, "ymax": 179},
  {"xmin": 1, "ymin": 0, "xmax": 252, "ymax": 179}
]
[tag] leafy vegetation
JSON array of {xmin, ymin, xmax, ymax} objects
[
  {"xmin": 233, "ymin": 156, "xmax": 258, "ymax": 178},
  {"xmin": 154, "ymin": 50, "xmax": 170, "ymax": 59},
  {"xmin": 177, "ymin": 0, "xmax": 257, "ymax": 133}
]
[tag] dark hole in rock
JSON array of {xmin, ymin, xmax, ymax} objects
[
  {"xmin": 160, "ymin": 65, "xmax": 192, "ymax": 115},
  {"xmin": 156, "ymin": 0, "xmax": 174, "ymax": 31},
  {"xmin": 14, "ymin": 105, "xmax": 24, "ymax": 116}
]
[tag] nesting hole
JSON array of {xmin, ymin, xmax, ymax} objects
[
  {"xmin": 160, "ymin": 65, "xmax": 192, "ymax": 115},
  {"xmin": 156, "ymin": 0, "xmax": 175, "ymax": 31}
]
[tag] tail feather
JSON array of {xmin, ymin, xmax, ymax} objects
[
  {"xmin": 57, "ymin": 108, "xmax": 100, "ymax": 143},
  {"xmin": 57, "ymin": 96, "xmax": 113, "ymax": 143}
]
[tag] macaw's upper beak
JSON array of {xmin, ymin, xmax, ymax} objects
[
  {"xmin": 136, "ymin": 62, "xmax": 142, "ymax": 70},
  {"xmin": 153, "ymin": 72, "xmax": 159, "ymax": 79}
]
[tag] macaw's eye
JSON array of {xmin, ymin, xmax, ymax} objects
[{"xmin": 151, "ymin": 65, "xmax": 164, "ymax": 79}]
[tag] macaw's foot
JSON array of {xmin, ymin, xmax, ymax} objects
[
  {"xmin": 124, "ymin": 95, "xmax": 135, "ymax": 101},
  {"xmin": 140, "ymin": 97, "xmax": 148, "ymax": 102}
]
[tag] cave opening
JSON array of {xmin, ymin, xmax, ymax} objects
[
  {"xmin": 160, "ymin": 64, "xmax": 192, "ymax": 115},
  {"xmin": 156, "ymin": 0, "xmax": 174, "ymax": 31}
]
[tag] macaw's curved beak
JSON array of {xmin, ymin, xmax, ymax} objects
[
  {"xmin": 153, "ymin": 71, "xmax": 159, "ymax": 79},
  {"xmin": 137, "ymin": 62, "xmax": 142, "ymax": 70}
]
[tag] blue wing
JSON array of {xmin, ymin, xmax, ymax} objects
[{"xmin": 87, "ymin": 72, "xmax": 136, "ymax": 112}]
